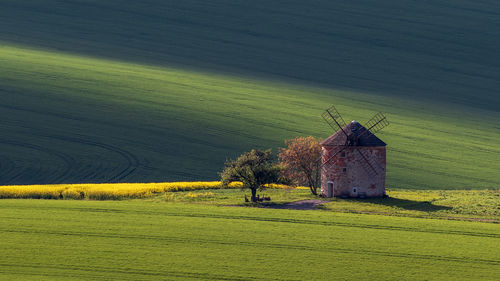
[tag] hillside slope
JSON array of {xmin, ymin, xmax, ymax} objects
[{"xmin": 0, "ymin": 0, "xmax": 499, "ymax": 187}]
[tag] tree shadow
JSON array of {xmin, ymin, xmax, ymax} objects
[
  {"xmin": 254, "ymin": 200, "xmax": 329, "ymax": 210},
  {"xmin": 350, "ymin": 197, "xmax": 452, "ymax": 212}
]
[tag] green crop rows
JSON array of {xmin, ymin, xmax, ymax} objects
[
  {"xmin": 0, "ymin": 200, "xmax": 498, "ymax": 280},
  {"xmin": 0, "ymin": 0, "xmax": 499, "ymax": 188}
]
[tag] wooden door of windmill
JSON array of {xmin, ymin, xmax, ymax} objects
[{"xmin": 327, "ymin": 181, "xmax": 334, "ymax": 197}]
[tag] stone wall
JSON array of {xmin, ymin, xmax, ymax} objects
[{"xmin": 321, "ymin": 146, "xmax": 386, "ymax": 197}]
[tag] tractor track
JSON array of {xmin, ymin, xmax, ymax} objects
[
  {"xmin": 0, "ymin": 139, "xmax": 75, "ymax": 184},
  {"xmin": 0, "ymin": 205, "xmax": 498, "ymax": 239},
  {"xmin": 1, "ymin": 227, "xmax": 498, "ymax": 266},
  {"xmin": 0, "ymin": 261, "xmax": 282, "ymax": 281},
  {"xmin": 0, "ymin": 132, "xmax": 141, "ymax": 184},
  {"xmin": 0, "ymin": 155, "xmax": 17, "ymax": 182},
  {"xmin": 48, "ymin": 135, "xmax": 141, "ymax": 182}
]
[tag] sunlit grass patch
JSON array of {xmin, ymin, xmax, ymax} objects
[
  {"xmin": 154, "ymin": 187, "xmax": 314, "ymax": 205},
  {"xmin": 1, "ymin": 199, "xmax": 498, "ymax": 280},
  {"xmin": 0, "ymin": 182, "xmax": 498, "ymax": 222},
  {"xmin": 320, "ymin": 189, "xmax": 500, "ymax": 221}
]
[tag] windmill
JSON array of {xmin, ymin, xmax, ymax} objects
[{"xmin": 321, "ymin": 106, "xmax": 389, "ymax": 182}]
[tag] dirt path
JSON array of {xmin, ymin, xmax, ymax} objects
[{"xmin": 261, "ymin": 200, "xmax": 329, "ymax": 210}]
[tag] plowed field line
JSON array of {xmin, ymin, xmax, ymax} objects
[
  {"xmin": 8, "ymin": 205, "xmax": 495, "ymax": 238},
  {"xmin": 1, "ymin": 228, "xmax": 498, "ymax": 266},
  {"xmin": 42, "ymin": 135, "xmax": 140, "ymax": 182},
  {"xmin": 0, "ymin": 139, "xmax": 74, "ymax": 183},
  {"xmin": 0, "ymin": 262, "xmax": 285, "ymax": 281}
]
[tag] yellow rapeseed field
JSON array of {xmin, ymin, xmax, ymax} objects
[{"xmin": 0, "ymin": 182, "xmax": 296, "ymax": 200}]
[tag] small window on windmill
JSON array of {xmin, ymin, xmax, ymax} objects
[
  {"xmin": 342, "ymin": 168, "xmax": 347, "ymax": 173},
  {"xmin": 340, "ymin": 152, "xmax": 346, "ymax": 158}
]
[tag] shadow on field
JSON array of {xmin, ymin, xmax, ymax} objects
[
  {"xmin": 355, "ymin": 197, "xmax": 452, "ymax": 212},
  {"xmin": 259, "ymin": 200, "xmax": 330, "ymax": 210},
  {"xmin": 1, "ymin": 0, "xmax": 499, "ymax": 109}
]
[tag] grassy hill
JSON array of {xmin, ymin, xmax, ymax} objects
[
  {"xmin": 0, "ymin": 0, "xmax": 499, "ymax": 187},
  {"xmin": 1, "ymin": 199, "xmax": 499, "ymax": 280}
]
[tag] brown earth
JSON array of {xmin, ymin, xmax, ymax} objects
[{"xmin": 260, "ymin": 200, "xmax": 329, "ymax": 210}]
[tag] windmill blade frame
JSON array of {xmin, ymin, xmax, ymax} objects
[
  {"xmin": 354, "ymin": 148, "xmax": 382, "ymax": 178},
  {"xmin": 320, "ymin": 107, "xmax": 388, "ymax": 176},
  {"xmin": 320, "ymin": 145, "xmax": 349, "ymax": 169},
  {"xmin": 356, "ymin": 112, "xmax": 389, "ymax": 140},
  {"xmin": 322, "ymin": 105, "xmax": 348, "ymax": 138}
]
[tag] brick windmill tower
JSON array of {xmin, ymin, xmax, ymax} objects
[{"xmin": 320, "ymin": 106, "xmax": 389, "ymax": 198}]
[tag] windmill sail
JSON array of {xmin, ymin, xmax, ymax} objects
[
  {"xmin": 320, "ymin": 105, "xmax": 388, "ymax": 198},
  {"xmin": 322, "ymin": 106, "xmax": 348, "ymax": 137},
  {"xmin": 357, "ymin": 112, "xmax": 389, "ymax": 139},
  {"xmin": 320, "ymin": 145, "xmax": 348, "ymax": 168},
  {"xmin": 355, "ymin": 148, "xmax": 380, "ymax": 178}
]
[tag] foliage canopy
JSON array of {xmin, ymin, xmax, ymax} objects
[
  {"xmin": 220, "ymin": 149, "xmax": 282, "ymax": 202},
  {"xmin": 279, "ymin": 137, "xmax": 322, "ymax": 195}
]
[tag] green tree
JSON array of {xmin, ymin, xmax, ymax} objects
[
  {"xmin": 278, "ymin": 136, "xmax": 322, "ymax": 195},
  {"xmin": 220, "ymin": 149, "xmax": 282, "ymax": 202}
]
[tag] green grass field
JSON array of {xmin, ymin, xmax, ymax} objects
[
  {"xmin": 154, "ymin": 188, "xmax": 500, "ymax": 222},
  {"xmin": 0, "ymin": 0, "xmax": 499, "ymax": 188},
  {"xmin": 1, "ymin": 1, "xmax": 499, "ymax": 280},
  {"xmin": 0, "ymin": 199, "xmax": 499, "ymax": 280},
  {"xmin": 1, "ymin": 182, "xmax": 498, "ymax": 221}
]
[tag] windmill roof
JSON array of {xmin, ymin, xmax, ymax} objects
[{"xmin": 321, "ymin": 121, "xmax": 387, "ymax": 147}]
